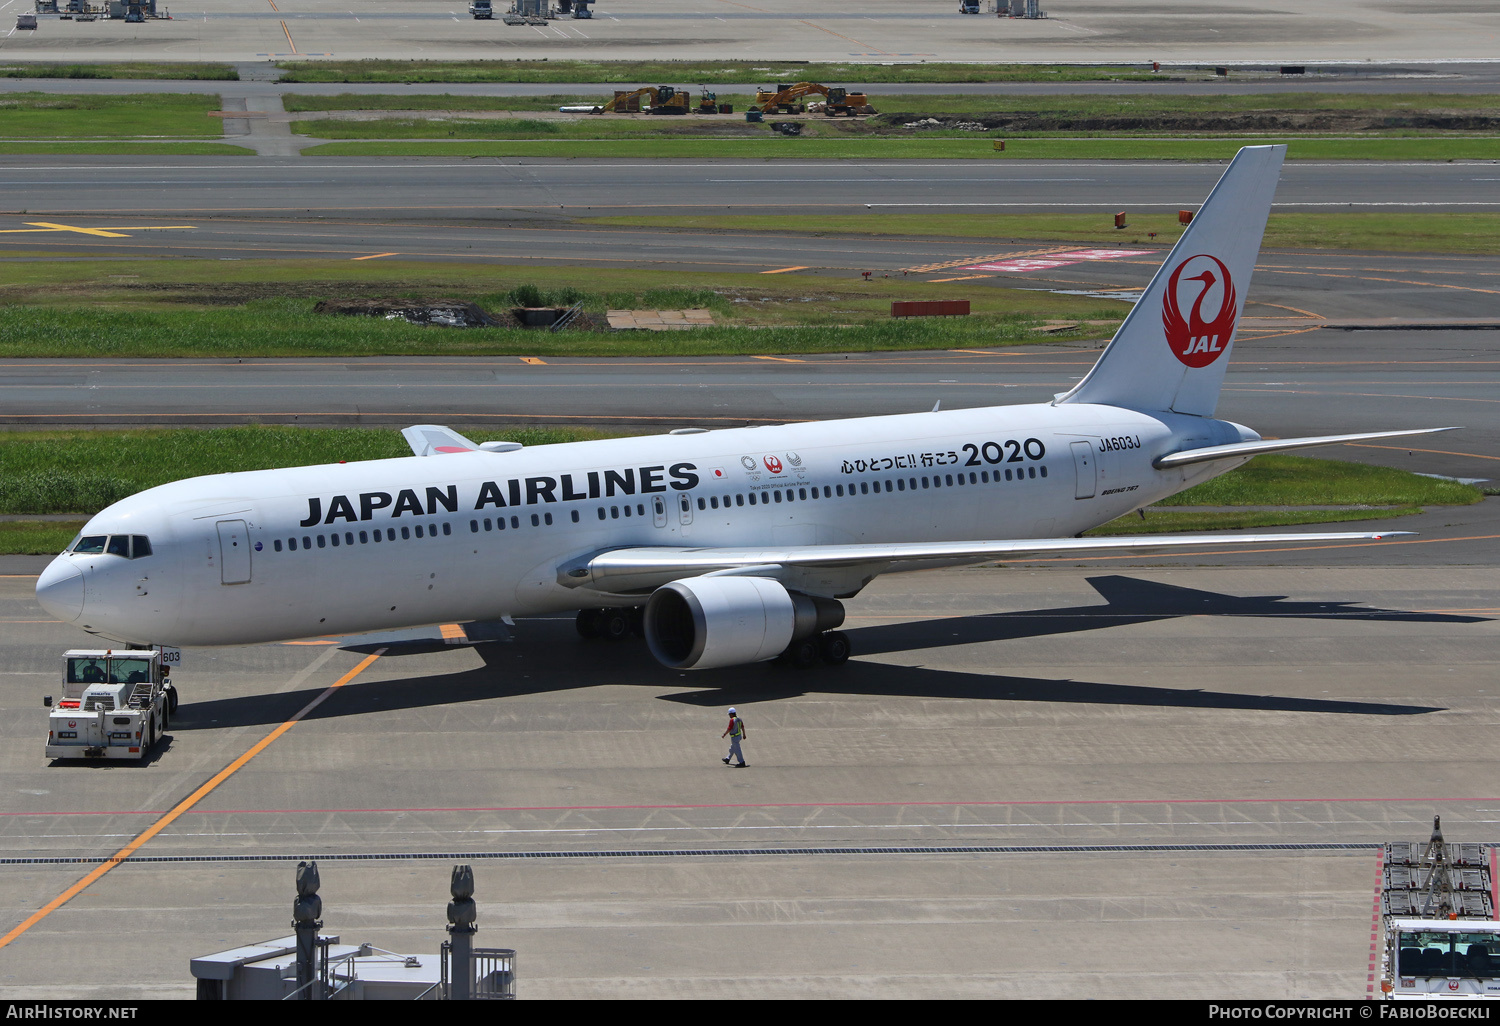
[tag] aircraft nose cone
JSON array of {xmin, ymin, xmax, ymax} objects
[{"xmin": 36, "ymin": 558, "xmax": 84, "ymax": 622}]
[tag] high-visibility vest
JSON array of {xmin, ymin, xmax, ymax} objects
[{"xmin": 729, "ymin": 717, "xmax": 744, "ymax": 738}]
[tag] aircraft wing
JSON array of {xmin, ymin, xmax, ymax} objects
[
  {"xmin": 401, "ymin": 424, "xmax": 480, "ymax": 456},
  {"xmin": 1154, "ymin": 427, "xmax": 1459, "ymax": 469},
  {"xmin": 558, "ymin": 530, "xmax": 1412, "ymax": 593}
]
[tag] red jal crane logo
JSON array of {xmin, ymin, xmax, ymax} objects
[
  {"xmin": 763, "ymin": 455, "xmax": 783, "ymax": 474},
  {"xmin": 1163, "ymin": 254, "xmax": 1237, "ymax": 369}
]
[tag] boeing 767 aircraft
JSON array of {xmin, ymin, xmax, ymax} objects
[{"xmin": 35, "ymin": 146, "xmax": 1453, "ymax": 671}]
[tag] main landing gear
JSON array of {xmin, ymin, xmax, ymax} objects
[
  {"xmin": 575, "ymin": 606, "xmax": 642, "ymax": 641},
  {"xmin": 779, "ymin": 630, "xmax": 851, "ymax": 669}
]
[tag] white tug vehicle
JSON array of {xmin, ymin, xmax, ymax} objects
[
  {"xmin": 44, "ymin": 649, "xmax": 178, "ymax": 762},
  {"xmin": 1381, "ymin": 817, "xmax": 1500, "ymax": 1000}
]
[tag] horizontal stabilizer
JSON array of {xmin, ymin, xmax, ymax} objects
[
  {"xmin": 1153, "ymin": 427, "xmax": 1459, "ymax": 469},
  {"xmin": 560, "ymin": 530, "xmax": 1413, "ymax": 593}
]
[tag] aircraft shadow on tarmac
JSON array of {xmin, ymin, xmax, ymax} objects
[{"xmin": 172, "ymin": 576, "xmax": 1466, "ymax": 730}]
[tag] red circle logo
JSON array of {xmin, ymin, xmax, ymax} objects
[
  {"xmin": 763, "ymin": 455, "xmax": 783, "ymax": 474},
  {"xmin": 1162, "ymin": 254, "xmax": 1238, "ymax": 369}
]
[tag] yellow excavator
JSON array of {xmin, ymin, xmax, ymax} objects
[
  {"xmin": 596, "ymin": 86, "xmax": 692, "ymax": 115},
  {"xmin": 751, "ymin": 82, "xmax": 874, "ymax": 117}
]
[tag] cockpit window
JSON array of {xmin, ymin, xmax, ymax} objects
[{"xmin": 72, "ymin": 535, "xmax": 152, "ymax": 558}]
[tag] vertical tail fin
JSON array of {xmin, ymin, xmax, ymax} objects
[{"xmin": 1056, "ymin": 144, "xmax": 1285, "ymax": 417}]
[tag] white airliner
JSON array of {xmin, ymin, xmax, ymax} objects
[{"xmin": 35, "ymin": 145, "xmax": 1453, "ymax": 671}]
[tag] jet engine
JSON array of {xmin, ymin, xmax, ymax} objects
[{"xmin": 643, "ymin": 576, "xmax": 844, "ymax": 670}]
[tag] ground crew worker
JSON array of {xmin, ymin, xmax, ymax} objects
[{"xmin": 721, "ymin": 707, "xmax": 747, "ymax": 767}]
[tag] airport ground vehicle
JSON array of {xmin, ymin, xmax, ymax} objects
[
  {"xmin": 1380, "ymin": 820, "xmax": 1500, "ymax": 999},
  {"xmin": 470, "ymin": 0, "xmax": 493, "ymax": 18},
  {"xmin": 960, "ymin": 1, "xmax": 981, "ymax": 13},
  {"xmin": 752, "ymin": 82, "xmax": 872, "ymax": 116},
  {"xmin": 597, "ymin": 86, "xmax": 691, "ymax": 115},
  {"xmin": 44, "ymin": 649, "xmax": 176, "ymax": 761}
]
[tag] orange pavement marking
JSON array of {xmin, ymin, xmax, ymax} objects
[
  {"xmin": 0, "ymin": 649, "xmax": 384, "ymax": 952},
  {"xmin": 350, "ymin": 252, "xmax": 398, "ymax": 261}
]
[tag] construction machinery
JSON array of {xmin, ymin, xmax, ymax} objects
[
  {"xmin": 752, "ymin": 82, "xmax": 873, "ymax": 117},
  {"xmin": 596, "ymin": 87, "xmax": 691, "ymax": 115}
]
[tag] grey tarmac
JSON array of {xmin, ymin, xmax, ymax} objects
[{"xmin": 0, "ymin": 558, "xmax": 1496, "ymax": 998}]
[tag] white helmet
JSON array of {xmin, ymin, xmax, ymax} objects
[{"xmin": 727, "ymin": 707, "xmax": 737, "ymax": 715}]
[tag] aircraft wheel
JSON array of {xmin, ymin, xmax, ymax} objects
[
  {"xmin": 576, "ymin": 608, "xmax": 603, "ymax": 640},
  {"xmin": 600, "ymin": 609, "xmax": 632, "ymax": 641},
  {"xmin": 819, "ymin": 631, "xmax": 851, "ymax": 666},
  {"xmin": 783, "ymin": 637, "xmax": 820, "ymax": 669}
]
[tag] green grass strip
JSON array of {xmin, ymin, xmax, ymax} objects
[
  {"xmin": 0, "ymin": 521, "xmax": 88, "ymax": 555},
  {"xmin": 1161, "ymin": 454, "xmax": 1481, "ymax": 507},
  {"xmin": 0, "ymin": 427, "xmax": 597, "ymax": 516},
  {"xmin": 0, "ymin": 300, "xmax": 1083, "ymax": 359},
  {"xmin": 0, "ymin": 62, "xmax": 237, "ymax": 80},
  {"xmin": 583, "ymin": 212, "xmax": 1500, "ymax": 256},
  {"xmin": 275, "ymin": 60, "xmax": 1159, "ymax": 86},
  {"xmin": 282, "ymin": 90, "xmax": 1500, "ymax": 116},
  {"xmin": 1086, "ymin": 506, "xmax": 1421, "ymax": 536},
  {"xmin": 299, "ymin": 136, "xmax": 1500, "ymax": 160},
  {"xmin": 0, "ymin": 92, "xmax": 225, "ymax": 139},
  {"xmin": 0, "ymin": 142, "xmax": 254, "ymax": 155}
]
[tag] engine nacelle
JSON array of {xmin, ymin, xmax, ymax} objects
[{"xmin": 643, "ymin": 576, "xmax": 844, "ymax": 670}]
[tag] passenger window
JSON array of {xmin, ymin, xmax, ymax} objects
[
  {"xmin": 836, "ymin": 485, "xmax": 844, "ymax": 497},
  {"xmin": 709, "ymin": 496, "xmax": 718, "ymax": 509},
  {"xmin": 107, "ymin": 536, "xmax": 130, "ymax": 557},
  {"xmin": 774, "ymin": 491, "xmax": 782, "ymax": 503},
  {"xmin": 331, "ymin": 534, "xmax": 341, "ymax": 547},
  {"xmin": 623, "ymin": 505, "xmax": 632, "ymax": 518},
  {"xmin": 860, "ymin": 482, "xmax": 868, "ymax": 495},
  {"xmin": 401, "ymin": 527, "xmax": 410, "ymax": 540},
  {"xmin": 1040, "ymin": 466, "xmax": 1048, "ymax": 478},
  {"xmin": 359, "ymin": 531, "xmax": 368, "ymax": 543},
  {"xmin": 637, "ymin": 504, "xmax": 645, "ymax": 517},
  {"xmin": 597, "ymin": 508, "xmax": 606, "ymax": 521},
  {"xmin": 414, "ymin": 525, "xmax": 424, "ymax": 539},
  {"xmin": 303, "ymin": 535, "xmax": 313, "ymax": 548},
  {"xmin": 1028, "ymin": 466, "xmax": 1036, "ymax": 479},
  {"xmin": 571, "ymin": 510, "xmax": 580, "ymax": 523},
  {"xmin": 531, "ymin": 513, "xmax": 540, "ymax": 527},
  {"xmin": 510, "ymin": 516, "xmax": 519, "ymax": 529},
  {"xmin": 316, "ymin": 535, "xmax": 326, "ymax": 548},
  {"xmin": 896, "ymin": 480, "xmax": 905, "ymax": 492},
  {"xmin": 737, "ymin": 494, "xmax": 744, "ymax": 506},
  {"xmin": 698, "ymin": 497, "xmax": 707, "ymax": 511},
  {"xmin": 543, "ymin": 513, "xmax": 553, "ymax": 526},
  {"xmin": 748, "ymin": 493, "xmax": 757, "ymax": 506},
  {"xmin": 799, "ymin": 488, "xmax": 807, "ymax": 500},
  {"xmin": 470, "ymin": 520, "xmax": 479, "ymax": 533},
  {"xmin": 372, "ymin": 530, "xmax": 382, "ymax": 543},
  {"xmin": 274, "ymin": 539, "xmax": 283, "ymax": 552},
  {"xmin": 484, "ymin": 518, "xmax": 493, "ymax": 531},
  {"xmin": 442, "ymin": 522, "xmax": 452, "ymax": 536}
]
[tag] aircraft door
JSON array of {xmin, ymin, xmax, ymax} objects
[
  {"xmin": 1070, "ymin": 441, "xmax": 1096, "ymax": 500},
  {"xmin": 653, "ymin": 495, "xmax": 668, "ymax": 528},
  {"xmin": 216, "ymin": 519, "xmax": 251, "ymax": 584}
]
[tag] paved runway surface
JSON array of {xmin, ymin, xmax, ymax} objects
[
  {"xmin": 1, "ymin": 560, "xmax": 1496, "ymax": 998},
  {"xmin": 3, "ymin": 158, "xmax": 1498, "ymax": 221},
  {"xmin": 3, "ymin": 0, "xmax": 1498, "ymax": 63}
]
